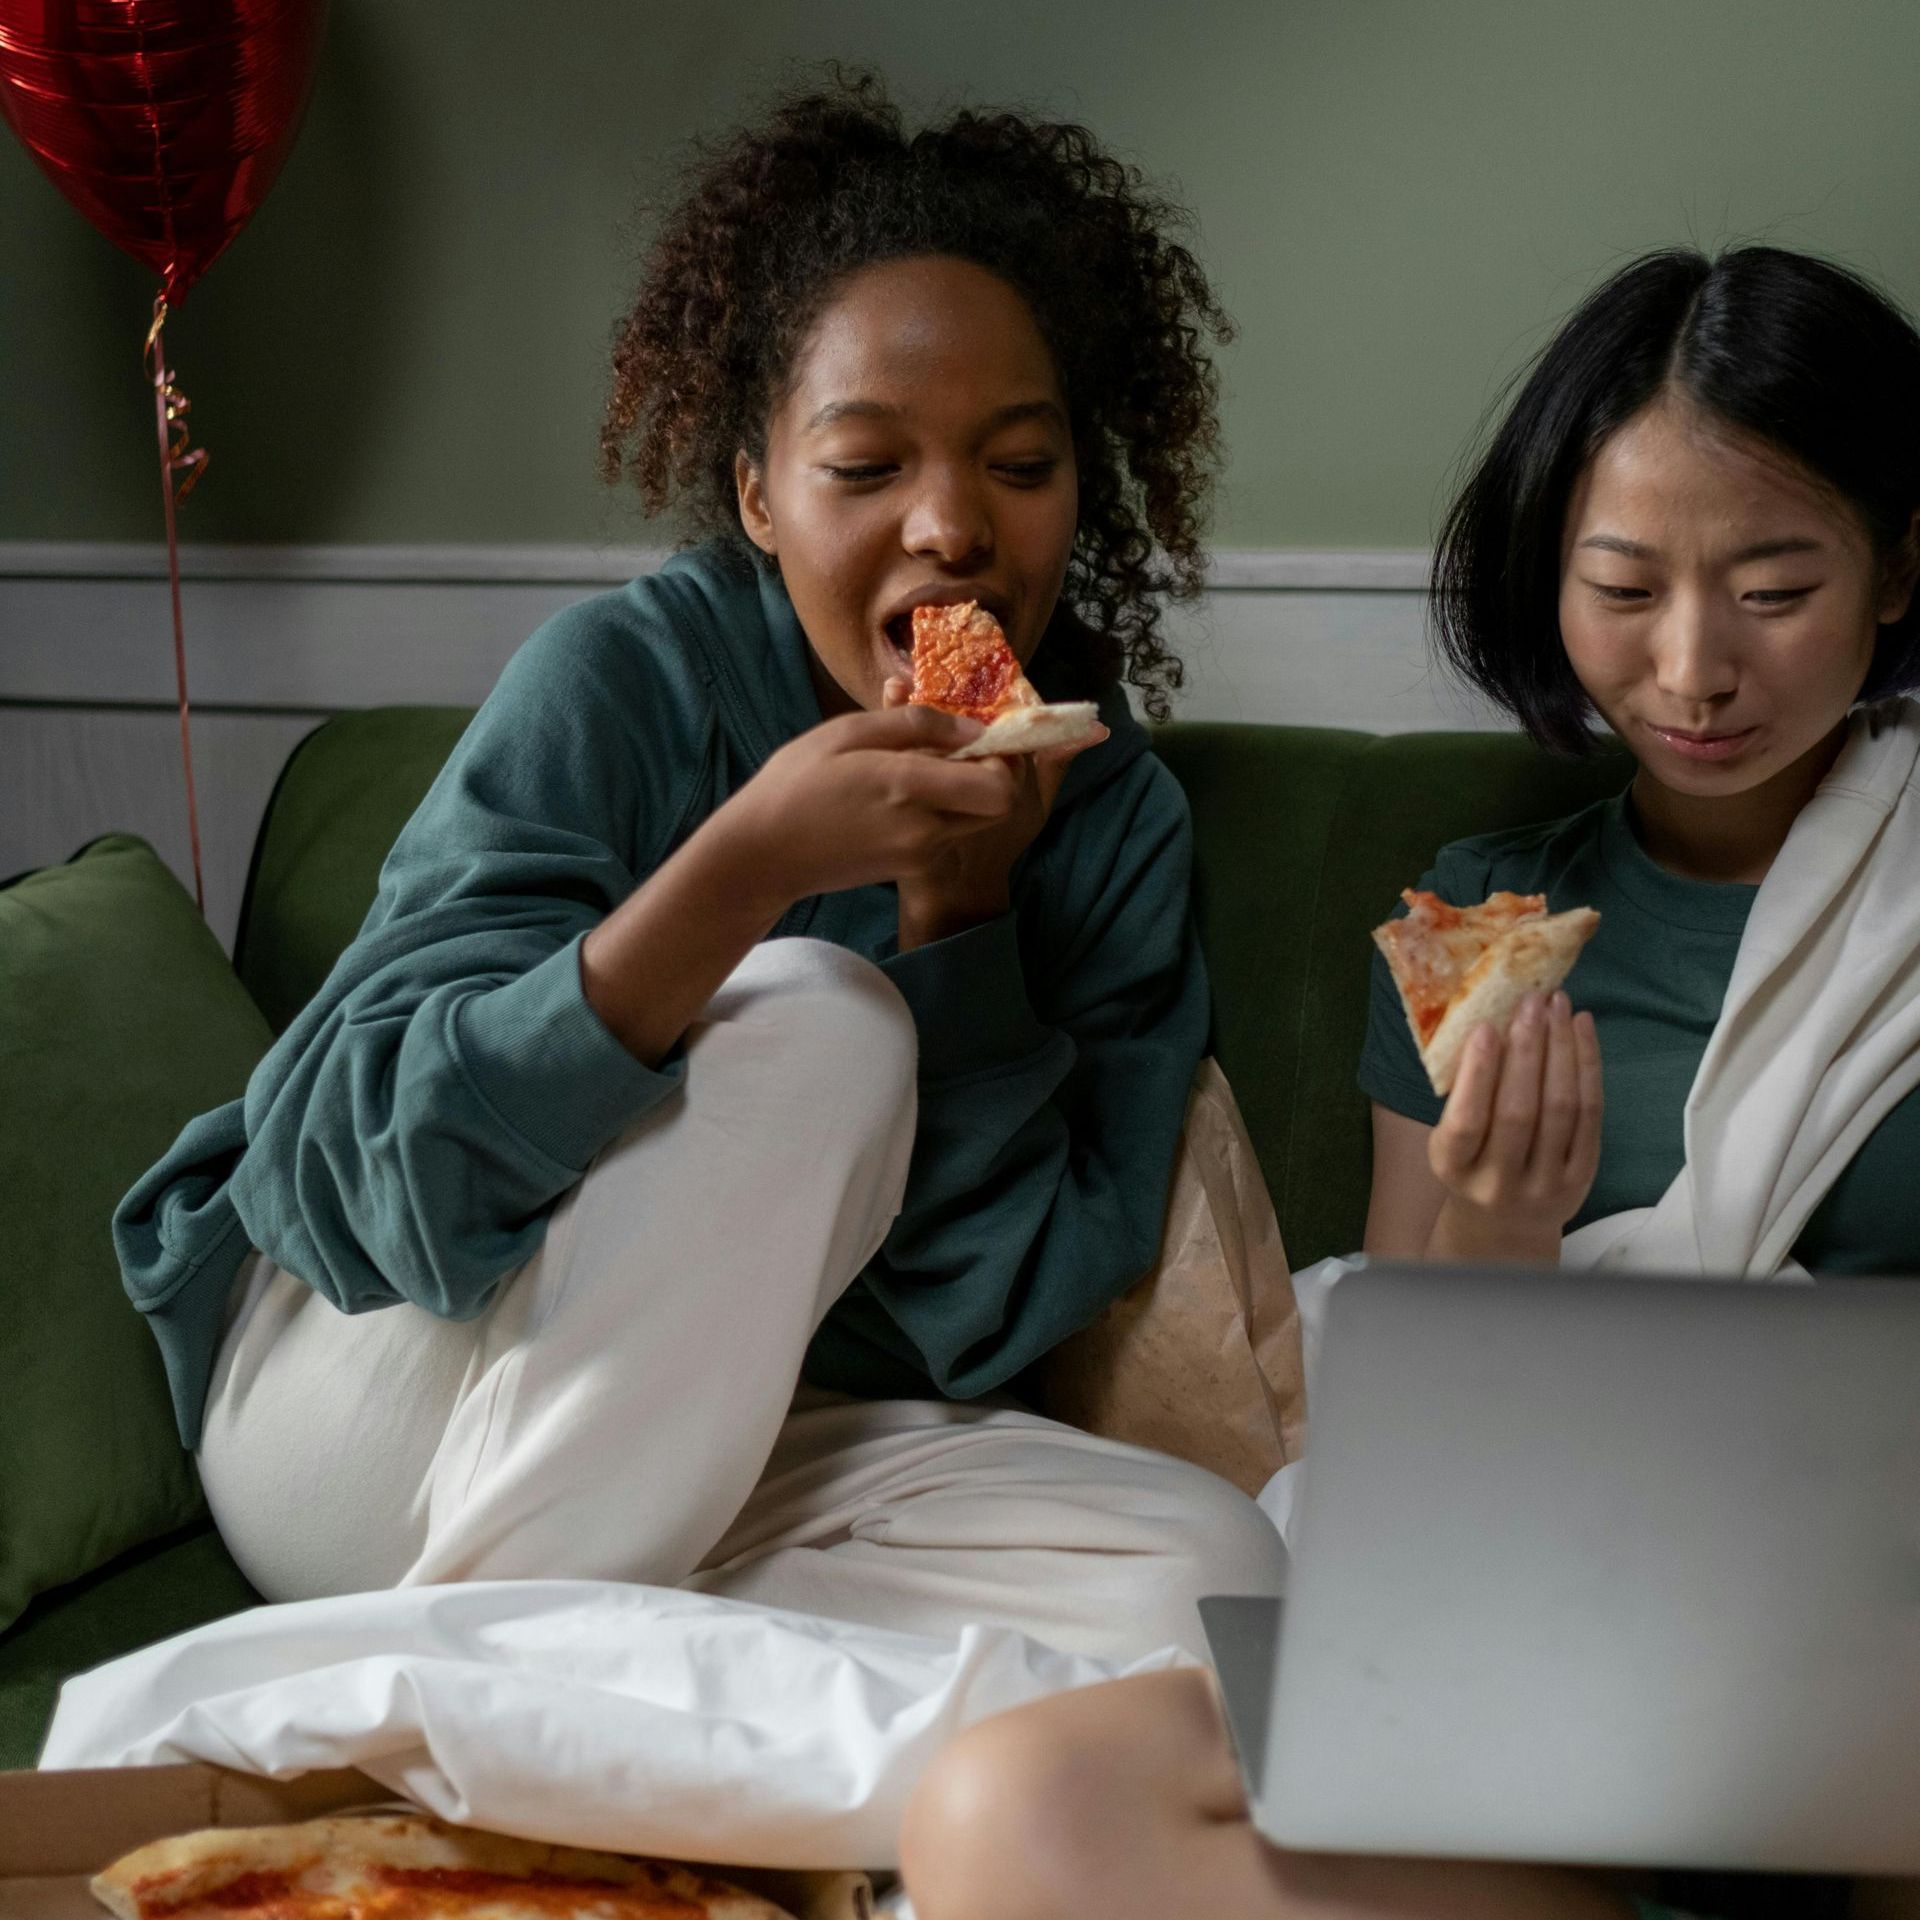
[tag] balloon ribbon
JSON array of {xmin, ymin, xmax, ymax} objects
[{"xmin": 142, "ymin": 295, "xmax": 208, "ymax": 913}]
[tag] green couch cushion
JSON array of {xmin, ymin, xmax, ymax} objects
[
  {"xmin": 0, "ymin": 1523, "xmax": 257, "ymax": 1768},
  {"xmin": 0, "ymin": 836, "xmax": 273, "ymax": 1632},
  {"xmin": 236, "ymin": 707, "xmax": 476, "ymax": 1034}
]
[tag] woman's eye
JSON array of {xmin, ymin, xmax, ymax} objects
[
  {"xmin": 1589, "ymin": 583, "xmax": 1650, "ymax": 604},
  {"xmin": 1745, "ymin": 586, "xmax": 1815, "ymax": 607},
  {"xmin": 824, "ymin": 463, "xmax": 896, "ymax": 483},
  {"xmin": 994, "ymin": 459, "xmax": 1058, "ymax": 486}
]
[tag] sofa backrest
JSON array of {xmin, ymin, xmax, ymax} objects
[
  {"xmin": 236, "ymin": 710, "xmax": 1627, "ymax": 1273},
  {"xmin": 236, "ymin": 706, "xmax": 474, "ymax": 1035}
]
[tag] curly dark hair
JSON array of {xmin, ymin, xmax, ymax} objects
[{"xmin": 600, "ymin": 71, "xmax": 1232, "ymax": 720}]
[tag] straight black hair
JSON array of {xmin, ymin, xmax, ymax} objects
[{"xmin": 1432, "ymin": 246, "xmax": 1920, "ymax": 753}]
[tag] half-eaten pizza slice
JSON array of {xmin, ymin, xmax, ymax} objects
[
  {"xmin": 908, "ymin": 601, "xmax": 1101, "ymax": 760},
  {"xmin": 1371, "ymin": 889, "xmax": 1600, "ymax": 1096}
]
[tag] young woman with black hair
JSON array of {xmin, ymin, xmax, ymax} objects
[
  {"xmin": 114, "ymin": 75, "xmax": 1286, "ymax": 1661},
  {"xmin": 902, "ymin": 245, "xmax": 1920, "ymax": 1919},
  {"xmin": 1363, "ymin": 245, "xmax": 1920, "ymax": 1277}
]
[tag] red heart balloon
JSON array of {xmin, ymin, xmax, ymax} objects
[{"xmin": 0, "ymin": 0, "xmax": 328, "ymax": 305}]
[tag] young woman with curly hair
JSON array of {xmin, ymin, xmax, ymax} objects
[{"xmin": 117, "ymin": 73, "xmax": 1285, "ymax": 1660}]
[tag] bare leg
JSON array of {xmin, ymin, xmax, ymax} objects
[{"xmin": 901, "ymin": 1670, "xmax": 1638, "ymax": 1920}]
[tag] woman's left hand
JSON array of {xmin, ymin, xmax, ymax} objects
[{"xmin": 883, "ymin": 677, "xmax": 1108, "ymax": 950}]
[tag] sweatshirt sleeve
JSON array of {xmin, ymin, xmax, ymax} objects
[
  {"xmin": 226, "ymin": 604, "xmax": 708, "ymax": 1320},
  {"xmin": 812, "ymin": 752, "xmax": 1210, "ymax": 1399}
]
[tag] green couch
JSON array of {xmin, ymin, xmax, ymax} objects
[{"xmin": 0, "ymin": 707, "xmax": 1628, "ymax": 1770}]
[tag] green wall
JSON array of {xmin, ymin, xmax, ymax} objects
[{"xmin": 5, "ymin": 0, "xmax": 1919, "ymax": 550}]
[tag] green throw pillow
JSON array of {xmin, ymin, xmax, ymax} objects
[{"xmin": 0, "ymin": 835, "xmax": 272, "ymax": 1631}]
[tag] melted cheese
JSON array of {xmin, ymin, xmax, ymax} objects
[
  {"xmin": 908, "ymin": 603, "xmax": 1036, "ymax": 721},
  {"xmin": 1375, "ymin": 889, "xmax": 1547, "ymax": 1044}
]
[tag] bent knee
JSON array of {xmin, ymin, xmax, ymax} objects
[
  {"xmin": 902, "ymin": 1707, "xmax": 1109, "ymax": 1920},
  {"xmin": 716, "ymin": 938, "xmax": 916, "ymax": 1110},
  {"xmin": 904, "ymin": 1674, "xmax": 1231, "ymax": 1920},
  {"xmin": 1128, "ymin": 1463, "xmax": 1287, "ymax": 1660}
]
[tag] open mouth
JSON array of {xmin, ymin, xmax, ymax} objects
[
  {"xmin": 880, "ymin": 593, "xmax": 1015, "ymax": 679},
  {"xmin": 883, "ymin": 612, "xmax": 915, "ymax": 670}
]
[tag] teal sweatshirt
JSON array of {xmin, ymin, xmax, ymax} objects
[{"xmin": 116, "ymin": 544, "xmax": 1210, "ymax": 1448}]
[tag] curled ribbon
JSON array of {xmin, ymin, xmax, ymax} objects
[
  {"xmin": 144, "ymin": 298, "xmax": 210, "ymax": 505},
  {"xmin": 143, "ymin": 294, "xmax": 207, "ymax": 913}
]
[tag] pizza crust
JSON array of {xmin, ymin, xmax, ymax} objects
[
  {"xmin": 92, "ymin": 1813, "xmax": 795, "ymax": 1920},
  {"xmin": 948, "ymin": 701, "xmax": 1102, "ymax": 759},
  {"xmin": 1418, "ymin": 908, "xmax": 1600, "ymax": 1095}
]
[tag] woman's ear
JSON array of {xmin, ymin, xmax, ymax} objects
[
  {"xmin": 735, "ymin": 450, "xmax": 777, "ymax": 557},
  {"xmin": 1877, "ymin": 507, "xmax": 1920, "ymax": 624}
]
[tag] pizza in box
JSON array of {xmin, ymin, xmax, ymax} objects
[{"xmin": 90, "ymin": 1814, "xmax": 797, "ymax": 1920}]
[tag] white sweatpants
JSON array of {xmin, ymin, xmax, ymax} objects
[{"xmin": 198, "ymin": 939, "xmax": 1285, "ymax": 1664}]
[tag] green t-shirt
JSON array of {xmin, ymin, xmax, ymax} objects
[{"xmin": 1358, "ymin": 790, "xmax": 1920, "ymax": 1276}]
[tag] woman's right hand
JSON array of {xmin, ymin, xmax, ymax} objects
[
  {"xmin": 581, "ymin": 706, "xmax": 1018, "ymax": 1068},
  {"xmin": 711, "ymin": 704, "xmax": 1022, "ymax": 914},
  {"xmin": 1424, "ymin": 992, "xmax": 1603, "ymax": 1263}
]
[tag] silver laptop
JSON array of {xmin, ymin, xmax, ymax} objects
[{"xmin": 1201, "ymin": 1262, "xmax": 1920, "ymax": 1875}]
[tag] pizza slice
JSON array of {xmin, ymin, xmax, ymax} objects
[
  {"xmin": 1371, "ymin": 889, "xmax": 1600, "ymax": 1096},
  {"xmin": 907, "ymin": 601, "xmax": 1101, "ymax": 760},
  {"xmin": 91, "ymin": 1812, "xmax": 796, "ymax": 1920}
]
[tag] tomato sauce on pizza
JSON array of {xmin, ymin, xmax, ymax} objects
[
  {"xmin": 908, "ymin": 602, "xmax": 1036, "ymax": 722},
  {"xmin": 372, "ymin": 1867, "xmax": 708, "ymax": 1917},
  {"xmin": 127, "ymin": 1867, "xmax": 720, "ymax": 1920},
  {"xmin": 1370, "ymin": 886, "xmax": 1600, "ymax": 1096},
  {"xmin": 1374, "ymin": 889, "xmax": 1548, "ymax": 1046},
  {"xmin": 155, "ymin": 1872, "xmax": 304, "ymax": 1915}
]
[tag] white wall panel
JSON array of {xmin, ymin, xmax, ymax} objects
[
  {"xmin": 0, "ymin": 544, "xmax": 1505, "ymax": 956},
  {"xmin": 0, "ymin": 543, "xmax": 1489, "ymax": 726},
  {"xmin": 0, "ymin": 706, "xmax": 326, "ymax": 953}
]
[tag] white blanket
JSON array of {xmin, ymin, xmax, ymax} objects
[
  {"xmin": 40, "ymin": 1580, "xmax": 1184, "ymax": 1869},
  {"xmin": 1563, "ymin": 696, "xmax": 1920, "ymax": 1277}
]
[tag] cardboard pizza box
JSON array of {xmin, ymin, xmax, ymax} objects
[{"xmin": 0, "ymin": 1764, "xmax": 876, "ymax": 1920}]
